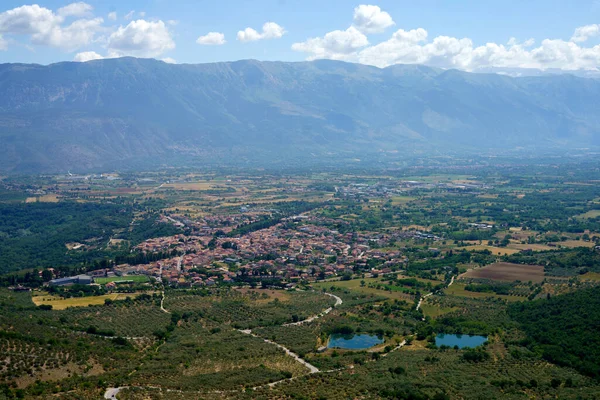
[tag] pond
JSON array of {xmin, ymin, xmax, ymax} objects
[
  {"xmin": 435, "ymin": 334, "xmax": 487, "ymax": 349},
  {"xmin": 327, "ymin": 333, "xmax": 384, "ymax": 350}
]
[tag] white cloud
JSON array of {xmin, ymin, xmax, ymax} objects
[
  {"xmin": 292, "ymin": 5, "xmax": 600, "ymax": 72},
  {"xmin": 108, "ymin": 12, "xmax": 117, "ymax": 21},
  {"xmin": 73, "ymin": 50, "xmax": 103, "ymax": 61},
  {"xmin": 352, "ymin": 5, "xmax": 394, "ymax": 34},
  {"xmin": 139, "ymin": 11, "xmax": 146, "ymax": 18},
  {"xmin": 108, "ymin": 19, "xmax": 175, "ymax": 57},
  {"xmin": 196, "ymin": 31, "xmax": 226, "ymax": 45},
  {"xmin": 161, "ymin": 57, "xmax": 176, "ymax": 64},
  {"xmin": 0, "ymin": 4, "xmax": 62, "ymax": 35},
  {"xmin": 571, "ymin": 24, "xmax": 600, "ymax": 43},
  {"xmin": 0, "ymin": 35, "xmax": 7, "ymax": 51},
  {"xmin": 58, "ymin": 2, "xmax": 93, "ymax": 18},
  {"xmin": 124, "ymin": 10, "xmax": 135, "ymax": 20},
  {"xmin": 0, "ymin": 4, "xmax": 102, "ymax": 51},
  {"xmin": 167, "ymin": 20, "xmax": 179, "ymax": 26},
  {"xmin": 292, "ymin": 26, "xmax": 368, "ymax": 60},
  {"xmin": 237, "ymin": 22, "xmax": 285, "ymax": 42}
]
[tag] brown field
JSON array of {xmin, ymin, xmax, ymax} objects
[
  {"xmin": 25, "ymin": 194, "xmax": 59, "ymax": 203},
  {"xmin": 508, "ymin": 243, "xmax": 555, "ymax": 251},
  {"xmin": 461, "ymin": 262, "xmax": 545, "ymax": 283},
  {"xmin": 557, "ymin": 240, "xmax": 595, "ymax": 248}
]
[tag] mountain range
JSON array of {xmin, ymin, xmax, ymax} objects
[{"xmin": 0, "ymin": 57, "xmax": 599, "ymax": 173}]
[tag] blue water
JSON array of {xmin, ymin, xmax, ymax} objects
[
  {"xmin": 435, "ymin": 334, "xmax": 487, "ymax": 349},
  {"xmin": 327, "ymin": 334, "xmax": 384, "ymax": 350}
]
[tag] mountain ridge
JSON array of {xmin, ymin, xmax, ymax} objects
[{"xmin": 0, "ymin": 57, "xmax": 599, "ymax": 173}]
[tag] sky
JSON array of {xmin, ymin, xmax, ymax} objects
[{"xmin": 0, "ymin": 0, "xmax": 599, "ymax": 71}]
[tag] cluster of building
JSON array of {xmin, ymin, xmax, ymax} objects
[{"xmin": 105, "ymin": 213, "xmax": 419, "ymax": 287}]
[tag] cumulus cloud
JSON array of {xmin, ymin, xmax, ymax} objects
[
  {"xmin": 237, "ymin": 22, "xmax": 285, "ymax": 42},
  {"xmin": 58, "ymin": 2, "xmax": 93, "ymax": 18},
  {"xmin": 107, "ymin": 19, "xmax": 175, "ymax": 57},
  {"xmin": 196, "ymin": 31, "xmax": 226, "ymax": 45},
  {"xmin": 292, "ymin": 5, "xmax": 600, "ymax": 72},
  {"xmin": 108, "ymin": 12, "xmax": 117, "ymax": 21},
  {"xmin": 124, "ymin": 10, "xmax": 135, "ymax": 20},
  {"xmin": 73, "ymin": 50, "xmax": 103, "ymax": 61},
  {"xmin": 0, "ymin": 4, "xmax": 103, "ymax": 51},
  {"xmin": 292, "ymin": 26, "xmax": 368, "ymax": 60},
  {"xmin": 352, "ymin": 5, "xmax": 394, "ymax": 34},
  {"xmin": 571, "ymin": 24, "xmax": 600, "ymax": 42},
  {"xmin": 161, "ymin": 57, "xmax": 176, "ymax": 64},
  {"xmin": 0, "ymin": 35, "xmax": 7, "ymax": 51},
  {"xmin": 139, "ymin": 11, "xmax": 146, "ymax": 18}
]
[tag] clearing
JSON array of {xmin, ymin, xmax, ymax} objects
[{"xmin": 32, "ymin": 293, "xmax": 146, "ymax": 310}]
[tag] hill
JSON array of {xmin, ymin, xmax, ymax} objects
[{"xmin": 0, "ymin": 58, "xmax": 599, "ymax": 173}]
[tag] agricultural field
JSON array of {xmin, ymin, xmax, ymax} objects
[
  {"xmin": 31, "ymin": 292, "xmax": 148, "ymax": 310},
  {"xmin": 460, "ymin": 262, "xmax": 545, "ymax": 283}
]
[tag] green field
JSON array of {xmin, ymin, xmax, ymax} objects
[
  {"xmin": 444, "ymin": 283, "xmax": 523, "ymax": 302},
  {"xmin": 95, "ymin": 275, "xmax": 150, "ymax": 284},
  {"xmin": 313, "ymin": 277, "xmax": 415, "ymax": 301}
]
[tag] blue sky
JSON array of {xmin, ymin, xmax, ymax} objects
[{"xmin": 0, "ymin": 0, "xmax": 599, "ymax": 70}]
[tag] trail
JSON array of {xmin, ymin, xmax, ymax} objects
[
  {"xmin": 416, "ymin": 275, "xmax": 457, "ymax": 319},
  {"xmin": 283, "ymin": 292, "xmax": 342, "ymax": 326},
  {"xmin": 160, "ymin": 291, "xmax": 169, "ymax": 314},
  {"xmin": 104, "ymin": 387, "xmax": 125, "ymax": 399},
  {"xmin": 238, "ymin": 329, "xmax": 320, "ymax": 373}
]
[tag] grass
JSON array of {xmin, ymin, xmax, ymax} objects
[
  {"xmin": 94, "ymin": 275, "xmax": 150, "ymax": 284},
  {"xmin": 313, "ymin": 277, "xmax": 414, "ymax": 301},
  {"xmin": 420, "ymin": 303, "xmax": 458, "ymax": 318},
  {"xmin": 581, "ymin": 272, "xmax": 600, "ymax": 281},
  {"xmin": 390, "ymin": 196, "xmax": 416, "ymax": 205},
  {"xmin": 32, "ymin": 292, "xmax": 145, "ymax": 310},
  {"xmin": 444, "ymin": 283, "xmax": 523, "ymax": 302},
  {"xmin": 576, "ymin": 210, "xmax": 600, "ymax": 219}
]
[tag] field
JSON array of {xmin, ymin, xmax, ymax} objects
[
  {"xmin": 463, "ymin": 245, "xmax": 521, "ymax": 255},
  {"xmin": 580, "ymin": 272, "xmax": 600, "ymax": 281},
  {"xmin": 461, "ymin": 262, "xmax": 545, "ymax": 283},
  {"xmin": 557, "ymin": 240, "xmax": 596, "ymax": 248},
  {"xmin": 313, "ymin": 277, "xmax": 415, "ymax": 301},
  {"xmin": 32, "ymin": 292, "xmax": 146, "ymax": 310},
  {"xmin": 420, "ymin": 303, "xmax": 458, "ymax": 318},
  {"xmin": 444, "ymin": 283, "xmax": 523, "ymax": 301},
  {"xmin": 95, "ymin": 275, "xmax": 150, "ymax": 284},
  {"xmin": 576, "ymin": 209, "xmax": 600, "ymax": 219},
  {"xmin": 25, "ymin": 194, "xmax": 59, "ymax": 203}
]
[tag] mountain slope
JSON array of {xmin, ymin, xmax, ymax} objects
[{"xmin": 0, "ymin": 58, "xmax": 599, "ymax": 172}]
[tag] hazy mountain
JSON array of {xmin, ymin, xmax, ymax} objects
[{"xmin": 0, "ymin": 57, "xmax": 599, "ymax": 173}]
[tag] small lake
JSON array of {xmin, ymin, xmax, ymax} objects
[
  {"xmin": 327, "ymin": 334, "xmax": 384, "ymax": 350},
  {"xmin": 435, "ymin": 334, "xmax": 487, "ymax": 349}
]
